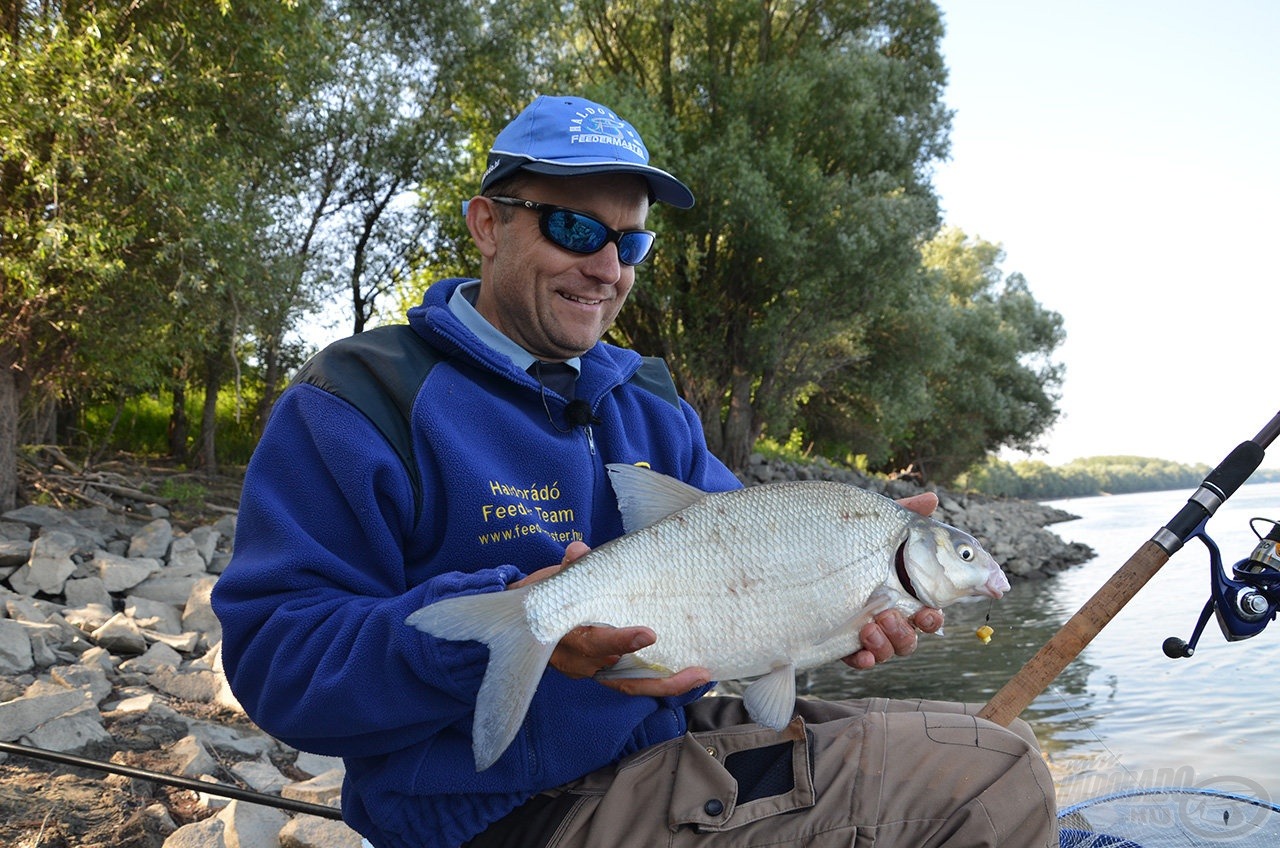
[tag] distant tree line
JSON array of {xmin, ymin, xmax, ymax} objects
[
  {"xmin": 956, "ymin": 456, "xmax": 1280, "ymax": 501},
  {"xmin": 1, "ymin": 0, "xmax": 1065, "ymax": 510}
]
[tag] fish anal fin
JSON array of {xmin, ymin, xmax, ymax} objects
[
  {"xmin": 605, "ymin": 463, "xmax": 707, "ymax": 533},
  {"xmin": 742, "ymin": 664, "xmax": 797, "ymax": 731}
]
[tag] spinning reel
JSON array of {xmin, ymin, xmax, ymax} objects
[{"xmin": 1163, "ymin": 517, "xmax": 1280, "ymax": 658}]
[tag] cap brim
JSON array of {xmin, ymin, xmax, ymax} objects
[{"xmin": 483, "ymin": 158, "xmax": 694, "ymax": 209}]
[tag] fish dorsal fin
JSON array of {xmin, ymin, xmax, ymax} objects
[
  {"xmin": 742, "ymin": 664, "xmax": 798, "ymax": 731},
  {"xmin": 605, "ymin": 463, "xmax": 708, "ymax": 533}
]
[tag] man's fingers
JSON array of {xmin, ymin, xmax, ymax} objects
[
  {"xmin": 896, "ymin": 492, "xmax": 938, "ymax": 517},
  {"xmin": 597, "ymin": 665, "xmax": 713, "ymax": 698}
]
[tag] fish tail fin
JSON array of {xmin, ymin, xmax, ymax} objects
[{"xmin": 406, "ymin": 587, "xmax": 555, "ymax": 771}]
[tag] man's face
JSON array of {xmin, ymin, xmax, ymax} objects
[{"xmin": 471, "ymin": 172, "xmax": 651, "ymax": 362}]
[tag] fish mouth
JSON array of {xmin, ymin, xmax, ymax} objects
[{"xmin": 981, "ymin": 568, "xmax": 1011, "ymax": 600}]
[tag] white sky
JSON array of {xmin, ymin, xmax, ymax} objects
[{"xmin": 932, "ymin": 1, "xmax": 1280, "ymax": 467}]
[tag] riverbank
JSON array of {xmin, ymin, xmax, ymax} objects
[{"xmin": 0, "ymin": 454, "xmax": 1093, "ymax": 847}]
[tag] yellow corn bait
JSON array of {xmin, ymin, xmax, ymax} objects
[{"xmin": 976, "ymin": 625, "xmax": 994, "ymax": 645}]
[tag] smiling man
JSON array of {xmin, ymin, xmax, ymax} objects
[{"xmin": 212, "ymin": 95, "xmax": 1055, "ymax": 848}]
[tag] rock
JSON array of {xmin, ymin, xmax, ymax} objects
[
  {"xmin": 62, "ymin": 602, "xmax": 115, "ymax": 632},
  {"xmin": 63, "ymin": 575, "xmax": 113, "ymax": 609},
  {"xmin": 281, "ymin": 767, "xmax": 344, "ymax": 806},
  {"xmin": 125, "ymin": 595, "xmax": 183, "ymax": 635},
  {"xmin": 129, "ymin": 574, "xmax": 203, "ymax": 607},
  {"xmin": 279, "ymin": 815, "xmax": 364, "ymax": 848},
  {"xmin": 148, "ymin": 666, "xmax": 222, "ymax": 703},
  {"xmin": 162, "ymin": 812, "xmax": 225, "ymax": 848},
  {"xmin": 170, "ymin": 733, "xmax": 218, "ymax": 778},
  {"xmin": 218, "ymin": 799, "xmax": 290, "ymax": 848},
  {"xmin": 129, "ymin": 518, "xmax": 174, "ymax": 560},
  {"xmin": 50, "ymin": 664, "xmax": 113, "ymax": 705},
  {"xmin": 182, "ymin": 577, "xmax": 220, "ymax": 646},
  {"xmin": 0, "ymin": 618, "xmax": 34, "ymax": 674},
  {"xmin": 120, "ymin": 641, "xmax": 184, "ymax": 674},
  {"xmin": 0, "ymin": 538, "xmax": 32, "ymax": 569},
  {"xmin": 8, "ymin": 529, "xmax": 78, "ymax": 596},
  {"xmin": 22, "ymin": 702, "xmax": 111, "ymax": 753},
  {"xmin": 167, "ymin": 535, "xmax": 209, "ymax": 577},
  {"xmin": 230, "ymin": 758, "xmax": 290, "ymax": 794},
  {"xmin": 189, "ymin": 526, "xmax": 221, "ymax": 565},
  {"xmin": 91, "ymin": 613, "xmax": 148, "ymax": 655},
  {"xmin": 294, "ymin": 750, "xmax": 344, "ymax": 779},
  {"xmin": 93, "ymin": 550, "xmax": 161, "ymax": 592},
  {"xmin": 0, "ymin": 680, "xmax": 88, "ymax": 741}
]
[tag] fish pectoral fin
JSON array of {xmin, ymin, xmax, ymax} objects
[
  {"xmin": 594, "ymin": 653, "xmax": 673, "ymax": 680},
  {"xmin": 742, "ymin": 664, "xmax": 797, "ymax": 731},
  {"xmin": 811, "ymin": 587, "xmax": 903, "ymax": 650},
  {"xmin": 605, "ymin": 463, "xmax": 707, "ymax": 533},
  {"xmin": 406, "ymin": 587, "xmax": 555, "ymax": 772}
]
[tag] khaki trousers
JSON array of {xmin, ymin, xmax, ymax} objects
[{"xmin": 475, "ymin": 697, "xmax": 1057, "ymax": 848}]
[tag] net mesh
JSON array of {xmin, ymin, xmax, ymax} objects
[{"xmin": 1059, "ymin": 789, "xmax": 1280, "ymax": 847}]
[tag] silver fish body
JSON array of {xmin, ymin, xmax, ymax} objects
[{"xmin": 407, "ymin": 463, "xmax": 1008, "ymax": 771}]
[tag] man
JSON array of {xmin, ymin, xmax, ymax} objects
[{"xmin": 212, "ymin": 95, "xmax": 1056, "ymax": 848}]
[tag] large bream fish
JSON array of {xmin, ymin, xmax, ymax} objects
[{"xmin": 407, "ymin": 463, "xmax": 1009, "ymax": 770}]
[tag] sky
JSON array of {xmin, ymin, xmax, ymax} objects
[{"xmin": 931, "ymin": 1, "xmax": 1280, "ymax": 468}]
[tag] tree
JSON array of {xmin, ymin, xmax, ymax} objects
[
  {"xmin": 881, "ymin": 228, "xmax": 1065, "ymax": 482},
  {"xmin": 566, "ymin": 0, "xmax": 954, "ymax": 470},
  {"xmin": 1, "ymin": 0, "xmax": 325, "ymax": 503}
]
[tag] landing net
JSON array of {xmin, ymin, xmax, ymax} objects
[{"xmin": 1058, "ymin": 788, "xmax": 1280, "ymax": 847}]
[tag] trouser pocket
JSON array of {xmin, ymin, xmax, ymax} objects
[
  {"xmin": 669, "ymin": 716, "xmax": 816, "ymax": 832},
  {"xmin": 543, "ymin": 716, "xmax": 817, "ymax": 847}
]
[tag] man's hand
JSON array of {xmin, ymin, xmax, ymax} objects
[
  {"xmin": 510, "ymin": 542, "xmax": 712, "ymax": 697},
  {"xmin": 840, "ymin": 491, "xmax": 946, "ymax": 670}
]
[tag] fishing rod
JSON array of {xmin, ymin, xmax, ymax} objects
[
  {"xmin": 0, "ymin": 739, "xmax": 344, "ymax": 821},
  {"xmin": 979, "ymin": 408, "xmax": 1280, "ymax": 728}
]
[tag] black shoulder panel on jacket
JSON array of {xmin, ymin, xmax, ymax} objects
[
  {"xmin": 291, "ymin": 325, "xmax": 440, "ymax": 518},
  {"xmin": 631, "ymin": 356, "xmax": 681, "ymax": 410}
]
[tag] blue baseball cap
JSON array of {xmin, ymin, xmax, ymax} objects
[{"xmin": 481, "ymin": 95, "xmax": 694, "ymax": 209}]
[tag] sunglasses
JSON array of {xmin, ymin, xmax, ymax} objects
[{"xmin": 489, "ymin": 196, "xmax": 657, "ymax": 266}]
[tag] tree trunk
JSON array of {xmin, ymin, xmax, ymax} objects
[
  {"xmin": 720, "ymin": 370, "xmax": 760, "ymax": 473},
  {"xmin": 254, "ymin": 330, "xmax": 282, "ymax": 438},
  {"xmin": 168, "ymin": 379, "xmax": 189, "ymax": 462},
  {"xmin": 196, "ymin": 350, "xmax": 225, "ymax": 476},
  {"xmin": 0, "ymin": 357, "xmax": 19, "ymax": 511}
]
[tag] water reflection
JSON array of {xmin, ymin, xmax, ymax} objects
[{"xmin": 784, "ymin": 569, "xmax": 1103, "ymax": 763}]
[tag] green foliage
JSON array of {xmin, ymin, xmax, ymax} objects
[
  {"xmin": 795, "ymin": 228, "xmax": 1064, "ymax": 483},
  {"xmin": 4, "ymin": 0, "xmax": 1069, "ymax": 501},
  {"xmin": 78, "ymin": 390, "xmax": 261, "ymax": 467},
  {"xmin": 956, "ymin": 455, "xmax": 1221, "ymax": 500}
]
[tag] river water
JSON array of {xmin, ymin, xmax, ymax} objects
[{"xmin": 797, "ymin": 480, "xmax": 1280, "ymax": 808}]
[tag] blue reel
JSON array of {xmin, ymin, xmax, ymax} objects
[{"xmin": 1163, "ymin": 518, "xmax": 1280, "ymax": 658}]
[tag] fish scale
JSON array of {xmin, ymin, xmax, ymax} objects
[{"xmin": 407, "ymin": 464, "xmax": 1009, "ymax": 771}]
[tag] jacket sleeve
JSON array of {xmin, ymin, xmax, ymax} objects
[{"xmin": 212, "ymin": 385, "xmax": 518, "ymax": 760}]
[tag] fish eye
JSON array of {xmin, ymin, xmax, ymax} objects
[{"xmin": 956, "ymin": 544, "xmax": 975, "ymax": 562}]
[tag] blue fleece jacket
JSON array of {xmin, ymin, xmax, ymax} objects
[{"xmin": 211, "ymin": 277, "xmax": 741, "ymax": 848}]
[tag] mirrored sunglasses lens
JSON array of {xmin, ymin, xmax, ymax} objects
[
  {"xmin": 544, "ymin": 210, "xmax": 607, "ymax": 254},
  {"xmin": 617, "ymin": 233, "xmax": 655, "ymax": 266}
]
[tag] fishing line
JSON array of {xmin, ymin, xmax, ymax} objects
[{"xmin": 1046, "ymin": 682, "xmax": 1146, "ymax": 801}]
